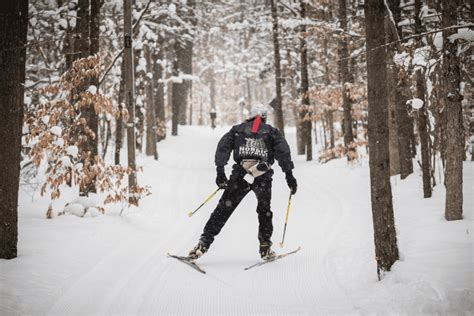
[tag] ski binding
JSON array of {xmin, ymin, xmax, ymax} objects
[
  {"xmin": 167, "ymin": 253, "xmax": 206, "ymax": 274},
  {"xmin": 244, "ymin": 246, "xmax": 301, "ymax": 271}
]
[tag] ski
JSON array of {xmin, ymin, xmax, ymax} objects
[
  {"xmin": 167, "ymin": 253, "xmax": 206, "ymax": 274},
  {"xmin": 244, "ymin": 246, "xmax": 301, "ymax": 271}
]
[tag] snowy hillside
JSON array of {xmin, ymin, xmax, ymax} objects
[{"xmin": 1, "ymin": 126, "xmax": 473, "ymax": 315}]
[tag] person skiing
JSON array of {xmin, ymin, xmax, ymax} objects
[{"xmin": 188, "ymin": 104, "xmax": 297, "ymax": 261}]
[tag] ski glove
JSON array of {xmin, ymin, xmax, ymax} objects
[
  {"xmin": 285, "ymin": 170, "xmax": 297, "ymax": 195},
  {"xmin": 216, "ymin": 167, "xmax": 228, "ymax": 189}
]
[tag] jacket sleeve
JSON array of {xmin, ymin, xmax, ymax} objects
[
  {"xmin": 215, "ymin": 127, "xmax": 235, "ymax": 169},
  {"xmin": 272, "ymin": 128, "xmax": 294, "ymax": 173}
]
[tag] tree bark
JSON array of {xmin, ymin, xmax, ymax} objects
[
  {"xmin": 124, "ymin": 0, "xmax": 138, "ymax": 204},
  {"xmin": 0, "ymin": 0, "xmax": 28, "ymax": 259},
  {"xmin": 115, "ymin": 58, "xmax": 126, "ymax": 165},
  {"xmin": 172, "ymin": 40, "xmax": 186, "ymax": 136},
  {"xmin": 153, "ymin": 45, "xmax": 166, "ymax": 142},
  {"xmin": 300, "ymin": 1, "xmax": 312, "ymax": 161},
  {"xmin": 442, "ymin": 0, "xmax": 463, "ymax": 220},
  {"xmin": 338, "ymin": 0, "xmax": 355, "ymax": 159},
  {"xmin": 178, "ymin": 0, "xmax": 194, "ymax": 125},
  {"xmin": 144, "ymin": 44, "xmax": 158, "ymax": 159},
  {"xmin": 387, "ymin": 60, "xmax": 401, "ymax": 175},
  {"xmin": 327, "ymin": 110, "xmax": 335, "ymax": 149},
  {"xmin": 387, "ymin": 0, "xmax": 414, "ymax": 179},
  {"xmin": 365, "ymin": 0, "xmax": 399, "ymax": 279},
  {"xmin": 81, "ymin": 0, "xmax": 101, "ymax": 194},
  {"xmin": 270, "ymin": 0, "xmax": 285, "ymax": 136},
  {"xmin": 284, "ymin": 40, "xmax": 304, "ymax": 154},
  {"xmin": 414, "ymin": 0, "xmax": 431, "ymax": 198},
  {"xmin": 415, "ymin": 70, "xmax": 432, "ymax": 198}
]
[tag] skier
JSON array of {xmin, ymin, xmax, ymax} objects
[{"xmin": 188, "ymin": 104, "xmax": 297, "ymax": 260}]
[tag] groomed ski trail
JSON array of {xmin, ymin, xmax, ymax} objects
[
  {"xmin": 4, "ymin": 126, "xmax": 472, "ymax": 315},
  {"xmin": 46, "ymin": 127, "xmax": 361, "ymax": 315}
]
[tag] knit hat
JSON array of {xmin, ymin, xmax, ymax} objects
[{"xmin": 249, "ymin": 104, "xmax": 268, "ymax": 119}]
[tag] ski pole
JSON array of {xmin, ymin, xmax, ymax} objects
[
  {"xmin": 279, "ymin": 193, "xmax": 293, "ymax": 248},
  {"xmin": 188, "ymin": 187, "xmax": 221, "ymax": 217}
]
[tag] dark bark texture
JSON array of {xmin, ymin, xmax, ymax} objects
[
  {"xmin": 270, "ymin": 0, "xmax": 285, "ymax": 136},
  {"xmin": 414, "ymin": 0, "xmax": 431, "ymax": 198},
  {"xmin": 300, "ymin": 1, "xmax": 312, "ymax": 161},
  {"xmin": 338, "ymin": 0, "xmax": 355, "ymax": 159},
  {"xmin": 387, "ymin": 0, "xmax": 414, "ymax": 179},
  {"xmin": 0, "ymin": 0, "xmax": 28, "ymax": 259},
  {"xmin": 172, "ymin": 39, "xmax": 186, "ymax": 136},
  {"xmin": 364, "ymin": 0, "xmax": 399, "ymax": 279},
  {"xmin": 153, "ymin": 45, "xmax": 166, "ymax": 142},
  {"xmin": 442, "ymin": 0, "xmax": 463, "ymax": 220}
]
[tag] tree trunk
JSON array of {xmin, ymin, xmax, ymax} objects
[
  {"xmin": 327, "ymin": 110, "xmax": 335, "ymax": 149},
  {"xmin": 270, "ymin": 0, "xmax": 285, "ymax": 136},
  {"xmin": 144, "ymin": 45, "xmax": 158, "ymax": 160},
  {"xmin": 285, "ymin": 40, "xmax": 304, "ymax": 154},
  {"xmin": 387, "ymin": 61, "xmax": 401, "ymax": 175},
  {"xmin": 81, "ymin": 0, "xmax": 101, "ymax": 194},
  {"xmin": 178, "ymin": 0, "xmax": 194, "ymax": 125},
  {"xmin": 115, "ymin": 59, "xmax": 126, "ymax": 165},
  {"xmin": 124, "ymin": 0, "xmax": 138, "ymax": 204},
  {"xmin": 172, "ymin": 39, "xmax": 186, "ymax": 136},
  {"xmin": 442, "ymin": 0, "xmax": 463, "ymax": 220},
  {"xmin": 0, "ymin": 0, "xmax": 28, "ymax": 259},
  {"xmin": 300, "ymin": 1, "xmax": 312, "ymax": 161},
  {"xmin": 414, "ymin": 0, "xmax": 431, "ymax": 198},
  {"xmin": 134, "ymin": 49, "xmax": 144, "ymax": 153},
  {"xmin": 338, "ymin": 0, "xmax": 355, "ymax": 159},
  {"xmin": 153, "ymin": 45, "xmax": 166, "ymax": 142},
  {"xmin": 75, "ymin": 0, "xmax": 94, "ymax": 196},
  {"xmin": 364, "ymin": 0, "xmax": 399, "ymax": 279},
  {"xmin": 209, "ymin": 67, "xmax": 216, "ymax": 128},
  {"xmin": 387, "ymin": 0, "xmax": 414, "ymax": 179},
  {"xmin": 416, "ymin": 70, "xmax": 432, "ymax": 198}
]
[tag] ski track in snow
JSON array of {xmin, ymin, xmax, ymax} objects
[{"xmin": 1, "ymin": 126, "xmax": 473, "ymax": 315}]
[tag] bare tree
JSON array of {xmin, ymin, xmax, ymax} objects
[
  {"xmin": 338, "ymin": 0, "xmax": 355, "ymax": 159},
  {"xmin": 442, "ymin": 0, "xmax": 463, "ymax": 220},
  {"xmin": 270, "ymin": 0, "xmax": 285, "ymax": 135},
  {"xmin": 124, "ymin": 0, "xmax": 138, "ymax": 204},
  {"xmin": 365, "ymin": 0, "xmax": 399, "ymax": 279},
  {"xmin": 0, "ymin": 0, "xmax": 28, "ymax": 259},
  {"xmin": 387, "ymin": 0, "xmax": 414, "ymax": 179},
  {"xmin": 300, "ymin": 1, "xmax": 312, "ymax": 161},
  {"xmin": 414, "ymin": 0, "xmax": 431, "ymax": 198},
  {"xmin": 144, "ymin": 44, "xmax": 158, "ymax": 159}
]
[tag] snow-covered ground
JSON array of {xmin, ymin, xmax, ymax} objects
[{"xmin": 1, "ymin": 126, "xmax": 473, "ymax": 315}]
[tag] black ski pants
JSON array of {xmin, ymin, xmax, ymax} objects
[{"xmin": 200, "ymin": 164, "xmax": 274, "ymax": 248}]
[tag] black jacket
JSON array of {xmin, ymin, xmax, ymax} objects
[{"xmin": 215, "ymin": 118, "xmax": 294, "ymax": 173}]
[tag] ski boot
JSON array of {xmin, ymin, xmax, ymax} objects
[
  {"xmin": 259, "ymin": 241, "xmax": 276, "ymax": 260},
  {"xmin": 188, "ymin": 241, "xmax": 208, "ymax": 260}
]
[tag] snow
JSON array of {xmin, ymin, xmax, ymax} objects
[
  {"xmin": 63, "ymin": 202, "xmax": 85, "ymax": 217},
  {"xmin": 393, "ymin": 51, "xmax": 411, "ymax": 69},
  {"xmin": 87, "ymin": 85, "xmax": 97, "ymax": 95},
  {"xmin": 49, "ymin": 126, "xmax": 62, "ymax": 136},
  {"xmin": 58, "ymin": 156, "xmax": 71, "ymax": 167},
  {"xmin": 66, "ymin": 145, "xmax": 78, "ymax": 157},
  {"xmin": 1, "ymin": 126, "xmax": 473, "ymax": 315},
  {"xmin": 58, "ymin": 18, "xmax": 68, "ymax": 29},
  {"xmin": 448, "ymin": 27, "xmax": 474, "ymax": 43},
  {"xmin": 408, "ymin": 98, "xmax": 424, "ymax": 109}
]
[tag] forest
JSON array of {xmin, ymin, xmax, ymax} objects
[{"xmin": 0, "ymin": 0, "xmax": 473, "ymax": 314}]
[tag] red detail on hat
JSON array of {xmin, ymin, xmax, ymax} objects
[{"xmin": 251, "ymin": 115, "xmax": 261, "ymax": 133}]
